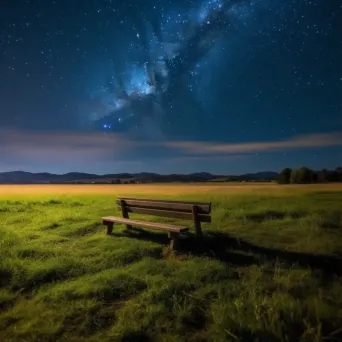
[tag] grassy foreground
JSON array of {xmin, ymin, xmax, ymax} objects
[{"xmin": 0, "ymin": 184, "xmax": 342, "ymax": 342}]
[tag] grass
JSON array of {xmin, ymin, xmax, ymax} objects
[{"xmin": 0, "ymin": 183, "xmax": 341, "ymax": 342}]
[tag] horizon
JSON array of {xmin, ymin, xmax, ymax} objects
[
  {"xmin": 0, "ymin": 169, "xmax": 278, "ymax": 176},
  {"xmin": 0, "ymin": 167, "xmax": 340, "ymax": 177}
]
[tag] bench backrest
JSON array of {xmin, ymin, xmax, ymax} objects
[{"xmin": 116, "ymin": 197, "xmax": 211, "ymax": 223}]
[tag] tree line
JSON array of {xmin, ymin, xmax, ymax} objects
[{"xmin": 277, "ymin": 167, "xmax": 342, "ymax": 184}]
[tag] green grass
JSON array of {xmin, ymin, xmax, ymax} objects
[{"xmin": 0, "ymin": 185, "xmax": 342, "ymax": 342}]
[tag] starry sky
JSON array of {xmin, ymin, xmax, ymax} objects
[{"xmin": 0, "ymin": 0, "xmax": 341, "ymax": 175}]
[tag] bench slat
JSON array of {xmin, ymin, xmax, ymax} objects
[
  {"xmin": 116, "ymin": 198, "xmax": 211, "ymax": 214},
  {"xmin": 121, "ymin": 206, "xmax": 211, "ymax": 223},
  {"xmin": 102, "ymin": 216, "xmax": 188, "ymax": 233},
  {"xmin": 117, "ymin": 197, "xmax": 211, "ymax": 214},
  {"xmin": 118, "ymin": 197, "xmax": 211, "ymax": 206}
]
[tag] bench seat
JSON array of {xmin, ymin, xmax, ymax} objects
[
  {"xmin": 102, "ymin": 216, "xmax": 188, "ymax": 233},
  {"xmin": 102, "ymin": 216, "xmax": 189, "ymax": 250}
]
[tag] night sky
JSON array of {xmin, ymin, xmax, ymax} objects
[{"xmin": 0, "ymin": 0, "xmax": 341, "ymax": 174}]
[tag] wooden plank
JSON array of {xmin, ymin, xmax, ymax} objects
[
  {"xmin": 102, "ymin": 216, "xmax": 188, "ymax": 233},
  {"xmin": 168, "ymin": 231, "xmax": 179, "ymax": 250},
  {"xmin": 118, "ymin": 197, "xmax": 211, "ymax": 206},
  {"xmin": 192, "ymin": 205, "xmax": 203, "ymax": 237},
  {"xmin": 118, "ymin": 197, "xmax": 211, "ymax": 213},
  {"xmin": 116, "ymin": 198, "xmax": 210, "ymax": 214},
  {"xmin": 104, "ymin": 222, "xmax": 114, "ymax": 235},
  {"xmin": 119, "ymin": 206, "xmax": 211, "ymax": 222},
  {"xmin": 120, "ymin": 199, "xmax": 132, "ymax": 229}
]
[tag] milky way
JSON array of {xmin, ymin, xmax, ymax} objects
[{"xmin": 87, "ymin": 0, "xmax": 272, "ymax": 140}]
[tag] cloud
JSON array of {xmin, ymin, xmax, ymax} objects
[
  {"xmin": 163, "ymin": 132, "xmax": 342, "ymax": 155},
  {"xmin": 0, "ymin": 129, "xmax": 132, "ymax": 161},
  {"xmin": 166, "ymin": 155, "xmax": 249, "ymax": 162},
  {"xmin": 0, "ymin": 129, "xmax": 340, "ymax": 169}
]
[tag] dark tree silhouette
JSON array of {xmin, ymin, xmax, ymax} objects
[
  {"xmin": 316, "ymin": 169, "xmax": 329, "ymax": 183},
  {"xmin": 278, "ymin": 168, "xmax": 292, "ymax": 184},
  {"xmin": 290, "ymin": 167, "xmax": 314, "ymax": 184}
]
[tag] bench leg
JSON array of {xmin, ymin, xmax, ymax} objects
[
  {"xmin": 120, "ymin": 200, "xmax": 132, "ymax": 230},
  {"xmin": 104, "ymin": 222, "xmax": 114, "ymax": 235},
  {"xmin": 192, "ymin": 205, "xmax": 203, "ymax": 238},
  {"xmin": 195, "ymin": 222, "xmax": 203, "ymax": 238},
  {"xmin": 168, "ymin": 232, "xmax": 179, "ymax": 251}
]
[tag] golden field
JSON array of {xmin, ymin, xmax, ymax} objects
[{"xmin": 1, "ymin": 182, "xmax": 341, "ymax": 197}]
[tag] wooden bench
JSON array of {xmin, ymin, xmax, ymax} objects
[{"xmin": 102, "ymin": 197, "xmax": 211, "ymax": 250}]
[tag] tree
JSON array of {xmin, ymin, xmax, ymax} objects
[
  {"xmin": 278, "ymin": 168, "xmax": 292, "ymax": 184},
  {"xmin": 327, "ymin": 169, "xmax": 341, "ymax": 182},
  {"xmin": 290, "ymin": 167, "xmax": 313, "ymax": 184},
  {"xmin": 316, "ymin": 169, "xmax": 328, "ymax": 183},
  {"xmin": 336, "ymin": 167, "xmax": 342, "ymax": 182},
  {"xmin": 290, "ymin": 169, "xmax": 299, "ymax": 184}
]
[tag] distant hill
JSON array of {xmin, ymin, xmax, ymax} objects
[
  {"xmin": 238, "ymin": 172, "xmax": 279, "ymax": 180},
  {"xmin": 0, "ymin": 170, "xmax": 279, "ymax": 184}
]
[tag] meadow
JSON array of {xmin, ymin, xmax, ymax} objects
[{"xmin": 0, "ymin": 183, "xmax": 341, "ymax": 342}]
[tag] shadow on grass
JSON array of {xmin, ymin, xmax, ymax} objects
[
  {"xmin": 121, "ymin": 331, "xmax": 154, "ymax": 342},
  {"xmin": 320, "ymin": 222, "xmax": 340, "ymax": 229},
  {"xmin": 111, "ymin": 228, "xmax": 258, "ymax": 268},
  {"xmin": 0, "ymin": 270, "xmax": 12, "ymax": 288},
  {"xmin": 244, "ymin": 210, "xmax": 306, "ymax": 222},
  {"xmin": 111, "ymin": 228, "xmax": 342, "ymax": 277}
]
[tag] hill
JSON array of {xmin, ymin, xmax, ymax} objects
[{"xmin": 0, "ymin": 171, "xmax": 279, "ymax": 184}]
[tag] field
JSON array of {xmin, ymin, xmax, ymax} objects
[{"xmin": 0, "ymin": 183, "xmax": 342, "ymax": 342}]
